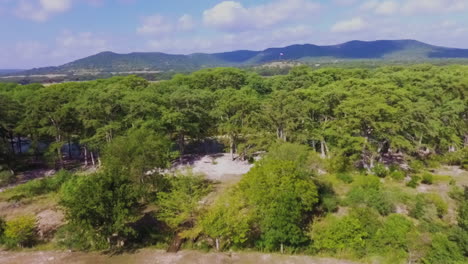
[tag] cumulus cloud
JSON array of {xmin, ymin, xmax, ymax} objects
[
  {"xmin": 374, "ymin": 1, "xmax": 399, "ymax": 15},
  {"xmin": 331, "ymin": 17, "xmax": 366, "ymax": 33},
  {"xmin": 203, "ymin": 0, "xmax": 320, "ymax": 32},
  {"xmin": 401, "ymin": 0, "xmax": 467, "ymax": 14},
  {"xmin": 15, "ymin": 0, "xmax": 72, "ymax": 21},
  {"xmin": 178, "ymin": 14, "xmax": 195, "ymax": 31},
  {"xmin": 146, "ymin": 25, "xmax": 315, "ymax": 54},
  {"xmin": 137, "ymin": 15, "xmax": 173, "ymax": 36},
  {"xmin": 361, "ymin": 0, "xmax": 467, "ymax": 15},
  {"xmin": 137, "ymin": 14, "xmax": 195, "ymax": 36}
]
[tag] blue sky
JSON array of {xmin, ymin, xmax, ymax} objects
[{"xmin": 0, "ymin": 0, "xmax": 467, "ymax": 68}]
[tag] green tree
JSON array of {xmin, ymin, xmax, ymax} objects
[
  {"xmin": 60, "ymin": 170, "xmax": 142, "ymax": 249},
  {"xmin": 157, "ymin": 172, "xmax": 212, "ymax": 231}
]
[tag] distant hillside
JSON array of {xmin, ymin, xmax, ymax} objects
[{"xmin": 10, "ymin": 40, "xmax": 468, "ymax": 76}]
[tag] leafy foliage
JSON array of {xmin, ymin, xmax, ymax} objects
[{"xmin": 3, "ymin": 215, "xmax": 37, "ymax": 248}]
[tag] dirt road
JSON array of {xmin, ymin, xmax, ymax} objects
[{"xmin": 0, "ymin": 249, "xmax": 359, "ymax": 264}]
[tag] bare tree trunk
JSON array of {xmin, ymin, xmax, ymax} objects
[
  {"xmin": 280, "ymin": 243, "xmax": 284, "ymax": 254},
  {"xmin": 215, "ymin": 238, "xmax": 220, "ymax": 251},
  {"xmin": 84, "ymin": 147, "xmax": 88, "ymax": 166},
  {"xmin": 324, "ymin": 141, "xmax": 330, "ymax": 158},
  {"xmin": 320, "ymin": 141, "xmax": 326, "ymax": 158},
  {"xmin": 230, "ymin": 135, "xmax": 235, "ymax": 160},
  {"xmin": 91, "ymin": 151, "xmax": 95, "ymax": 166}
]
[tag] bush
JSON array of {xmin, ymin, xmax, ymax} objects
[
  {"xmin": 422, "ymin": 233, "xmax": 464, "ymax": 264},
  {"xmin": 426, "ymin": 194, "xmax": 448, "ymax": 218},
  {"xmin": 10, "ymin": 170, "xmax": 73, "ymax": 199},
  {"xmin": 409, "ymin": 194, "xmax": 426, "ymax": 220},
  {"xmin": 346, "ymin": 176, "xmax": 395, "ymax": 216},
  {"xmin": 321, "ymin": 194, "xmax": 339, "ymax": 213},
  {"xmin": 410, "ymin": 194, "xmax": 448, "ymax": 220},
  {"xmin": 374, "ymin": 214, "xmax": 413, "ymax": 252},
  {"xmin": 390, "ymin": 170, "xmax": 406, "ymax": 182},
  {"xmin": 409, "ymin": 160, "xmax": 425, "ymax": 172},
  {"xmin": 349, "ymin": 207, "xmax": 382, "ymax": 237},
  {"xmin": 310, "ymin": 215, "xmax": 367, "ymax": 254},
  {"xmin": 4, "ymin": 215, "xmax": 37, "ymax": 248},
  {"xmin": 0, "ymin": 217, "xmax": 5, "ymax": 242},
  {"xmin": 421, "ymin": 172, "xmax": 434, "ymax": 185},
  {"xmin": 0, "ymin": 170, "xmax": 15, "ymax": 187},
  {"xmin": 336, "ymin": 173, "xmax": 353, "ymax": 184},
  {"xmin": 372, "ymin": 163, "xmax": 388, "ymax": 178},
  {"xmin": 407, "ymin": 175, "xmax": 421, "ymax": 188}
]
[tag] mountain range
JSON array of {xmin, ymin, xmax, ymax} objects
[{"xmin": 6, "ymin": 40, "xmax": 468, "ymax": 76}]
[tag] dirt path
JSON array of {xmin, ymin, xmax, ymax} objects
[{"xmin": 0, "ymin": 250, "xmax": 359, "ymax": 264}]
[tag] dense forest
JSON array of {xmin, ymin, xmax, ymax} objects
[{"xmin": 0, "ymin": 65, "xmax": 467, "ymax": 263}]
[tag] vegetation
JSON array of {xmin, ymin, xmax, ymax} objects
[
  {"xmin": 0, "ymin": 64, "xmax": 467, "ymax": 263},
  {"xmin": 3, "ymin": 215, "xmax": 37, "ymax": 248}
]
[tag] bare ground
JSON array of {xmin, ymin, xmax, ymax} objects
[
  {"xmin": 169, "ymin": 153, "xmax": 253, "ymax": 182},
  {"xmin": 0, "ymin": 250, "xmax": 359, "ymax": 264}
]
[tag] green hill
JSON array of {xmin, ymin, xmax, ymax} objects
[{"xmin": 12, "ymin": 40, "xmax": 468, "ymax": 76}]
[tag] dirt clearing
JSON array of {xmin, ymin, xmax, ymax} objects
[{"xmin": 0, "ymin": 250, "xmax": 359, "ymax": 264}]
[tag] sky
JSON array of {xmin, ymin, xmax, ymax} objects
[{"xmin": 0, "ymin": 0, "xmax": 467, "ymax": 68}]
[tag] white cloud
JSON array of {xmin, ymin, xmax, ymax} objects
[
  {"xmin": 203, "ymin": 0, "xmax": 320, "ymax": 32},
  {"xmin": 401, "ymin": 0, "xmax": 467, "ymax": 14},
  {"xmin": 332, "ymin": 0, "xmax": 357, "ymax": 6},
  {"xmin": 137, "ymin": 14, "xmax": 196, "ymax": 36},
  {"xmin": 374, "ymin": 1, "xmax": 399, "ymax": 15},
  {"xmin": 40, "ymin": 0, "xmax": 71, "ymax": 12},
  {"xmin": 14, "ymin": 0, "xmax": 71, "ymax": 21},
  {"xmin": 331, "ymin": 17, "xmax": 366, "ymax": 33},
  {"xmin": 145, "ymin": 25, "xmax": 315, "ymax": 54},
  {"xmin": 178, "ymin": 14, "xmax": 195, "ymax": 31},
  {"xmin": 136, "ymin": 15, "xmax": 173, "ymax": 36},
  {"xmin": 361, "ymin": 0, "xmax": 467, "ymax": 15}
]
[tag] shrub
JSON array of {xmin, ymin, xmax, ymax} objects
[
  {"xmin": 409, "ymin": 194, "xmax": 426, "ymax": 220},
  {"xmin": 390, "ymin": 170, "xmax": 406, "ymax": 182},
  {"xmin": 410, "ymin": 194, "xmax": 448, "ymax": 220},
  {"xmin": 310, "ymin": 215, "xmax": 367, "ymax": 254},
  {"xmin": 349, "ymin": 207, "xmax": 382, "ymax": 237},
  {"xmin": 421, "ymin": 172, "xmax": 434, "ymax": 185},
  {"xmin": 422, "ymin": 233, "xmax": 464, "ymax": 264},
  {"xmin": 372, "ymin": 163, "xmax": 388, "ymax": 178},
  {"xmin": 10, "ymin": 170, "xmax": 73, "ymax": 199},
  {"xmin": 336, "ymin": 173, "xmax": 353, "ymax": 184},
  {"xmin": 321, "ymin": 194, "xmax": 339, "ymax": 213},
  {"xmin": 0, "ymin": 170, "xmax": 15, "ymax": 187},
  {"xmin": 374, "ymin": 214, "xmax": 413, "ymax": 252},
  {"xmin": 409, "ymin": 160, "xmax": 425, "ymax": 172},
  {"xmin": 4, "ymin": 215, "xmax": 37, "ymax": 248},
  {"xmin": 426, "ymin": 194, "xmax": 448, "ymax": 218},
  {"xmin": 346, "ymin": 176, "xmax": 395, "ymax": 216},
  {"xmin": 407, "ymin": 175, "xmax": 421, "ymax": 188},
  {"xmin": 0, "ymin": 217, "xmax": 5, "ymax": 242}
]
